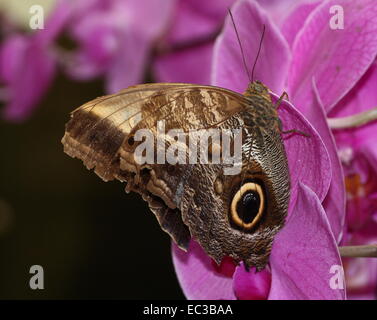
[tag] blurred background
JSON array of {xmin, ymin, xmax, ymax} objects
[
  {"xmin": 0, "ymin": 0, "xmax": 242, "ymax": 299},
  {"xmin": 0, "ymin": 75, "xmax": 185, "ymax": 299}
]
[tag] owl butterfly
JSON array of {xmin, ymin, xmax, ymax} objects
[{"xmin": 61, "ymin": 21, "xmax": 290, "ymax": 271}]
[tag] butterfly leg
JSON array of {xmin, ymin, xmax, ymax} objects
[
  {"xmin": 275, "ymin": 101, "xmax": 310, "ymax": 137},
  {"xmin": 274, "ymin": 91, "xmax": 289, "ymax": 109}
]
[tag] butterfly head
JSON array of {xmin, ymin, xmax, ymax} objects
[{"xmin": 244, "ymin": 81, "xmax": 272, "ymax": 103}]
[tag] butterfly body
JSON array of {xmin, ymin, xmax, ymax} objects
[{"xmin": 62, "ymin": 81, "xmax": 290, "ymax": 270}]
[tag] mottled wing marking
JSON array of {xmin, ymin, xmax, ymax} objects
[
  {"xmin": 62, "ymin": 83, "xmax": 249, "ymax": 250},
  {"xmin": 131, "ymin": 87, "xmax": 248, "ymax": 134},
  {"xmin": 63, "ymin": 84, "xmax": 248, "ymax": 173}
]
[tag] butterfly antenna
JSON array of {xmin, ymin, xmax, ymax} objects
[
  {"xmin": 251, "ymin": 24, "xmax": 265, "ymax": 82},
  {"xmin": 228, "ymin": 9, "xmax": 252, "ymax": 83}
]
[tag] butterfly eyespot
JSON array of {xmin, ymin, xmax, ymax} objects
[{"xmin": 230, "ymin": 182, "xmax": 265, "ymax": 230}]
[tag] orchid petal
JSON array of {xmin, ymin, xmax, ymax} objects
[
  {"xmin": 165, "ymin": 0, "xmax": 236, "ymax": 44},
  {"xmin": 0, "ymin": 35, "xmax": 27, "ymax": 83},
  {"xmin": 269, "ymin": 183, "xmax": 345, "ymax": 300},
  {"xmin": 105, "ymin": 0, "xmax": 174, "ymax": 92},
  {"xmin": 105, "ymin": 32, "xmax": 150, "ymax": 93},
  {"xmin": 36, "ymin": 0, "xmax": 72, "ymax": 45},
  {"xmin": 212, "ymin": 0, "xmax": 291, "ymax": 94},
  {"xmin": 309, "ymin": 80, "xmax": 346, "ymax": 242},
  {"xmin": 330, "ymin": 61, "xmax": 377, "ymax": 150},
  {"xmin": 281, "ymin": 1, "xmax": 321, "ymax": 47},
  {"xmin": 288, "ymin": 0, "xmax": 377, "ymax": 113},
  {"xmin": 1, "ymin": 37, "xmax": 56, "ymax": 122},
  {"xmin": 172, "ymin": 240, "xmax": 236, "ymax": 300},
  {"xmin": 233, "ymin": 265, "xmax": 271, "ymax": 300},
  {"xmin": 0, "ymin": 0, "xmax": 70, "ymax": 122},
  {"xmin": 153, "ymin": 0, "xmax": 236, "ymax": 84},
  {"xmin": 272, "ymin": 94, "xmax": 331, "ymax": 208},
  {"xmin": 330, "ymin": 61, "xmax": 377, "ymax": 118},
  {"xmin": 125, "ymin": 0, "xmax": 175, "ymax": 41},
  {"xmin": 257, "ymin": 0, "xmax": 305, "ymax": 28},
  {"xmin": 154, "ymin": 43, "xmax": 214, "ymax": 84},
  {"xmin": 67, "ymin": 0, "xmax": 174, "ymax": 89}
]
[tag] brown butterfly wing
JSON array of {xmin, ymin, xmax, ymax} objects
[{"xmin": 62, "ymin": 83, "xmax": 248, "ymax": 250}]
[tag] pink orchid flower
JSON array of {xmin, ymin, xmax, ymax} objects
[
  {"xmin": 172, "ymin": 0, "xmax": 352, "ymax": 299},
  {"xmin": 152, "ymin": 0, "xmax": 300, "ymax": 84},
  {"xmin": 1, "ymin": 0, "xmax": 174, "ymax": 121},
  {"xmin": 63, "ymin": 0, "xmax": 174, "ymax": 93},
  {"xmin": 0, "ymin": 0, "xmax": 69, "ymax": 122},
  {"xmin": 153, "ymin": 0, "xmax": 237, "ymax": 84},
  {"xmin": 281, "ymin": 0, "xmax": 377, "ymax": 299}
]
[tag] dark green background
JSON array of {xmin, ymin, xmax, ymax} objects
[{"xmin": 0, "ymin": 74, "xmax": 184, "ymax": 299}]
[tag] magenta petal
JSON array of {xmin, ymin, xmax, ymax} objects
[
  {"xmin": 125, "ymin": 0, "xmax": 175, "ymax": 41},
  {"xmin": 330, "ymin": 61, "xmax": 377, "ymax": 118},
  {"xmin": 104, "ymin": 0, "xmax": 174, "ymax": 92},
  {"xmin": 257, "ymin": 0, "xmax": 306, "ymax": 28},
  {"xmin": 67, "ymin": 0, "xmax": 174, "ymax": 89},
  {"xmin": 0, "ymin": 35, "xmax": 27, "ymax": 83},
  {"xmin": 308, "ymin": 81, "xmax": 346, "ymax": 242},
  {"xmin": 0, "ymin": 0, "xmax": 70, "ymax": 122},
  {"xmin": 105, "ymin": 32, "xmax": 150, "ymax": 93},
  {"xmin": 66, "ymin": 15, "xmax": 120, "ymax": 80},
  {"xmin": 281, "ymin": 1, "xmax": 320, "ymax": 47},
  {"xmin": 166, "ymin": 0, "xmax": 236, "ymax": 44},
  {"xmin": 172, "ymin": 240, "xmax": 236, "ymax": 300},
  {"xmin": 212, "ymin": 0, "xmax": 291, "ymax": 94},
  {"xmin": 269, "ymin": 183, "xmax": 345, "ymax": 300},
  {"xmin": 288, "ymin": 0, "xmax": 377, "ymax": 113},
  {"xmin": 1, "ymin": 37, "xmax": 56, "ymax": 122},
  {"xmin": 154, "ymin": 43, "xmax": 214, "ymax": 84},
  {"xmin": 330, "ymin": 61, "xmax": 377, "ymax": 151},
  {"xmin": 273, "ymin": 94, "xmax": 331, "ymax": 208},
  {"xmin": 233, "ymin": 265, "xmax": 271, "ymax": 300},
  {"xmin": 36, "ymin": 0, "xmax": 72, "ymax": 45},
  {"xmin": 154, "ymin": 0, "xmax": 235, "ymax": 83}
]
